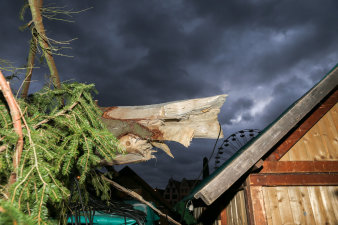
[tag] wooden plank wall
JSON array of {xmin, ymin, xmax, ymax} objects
[
  {"xmin": 225, "ymin": 190, "xmax": 248, "ymax": 225},
  {"xmin": 281, "ymin": 103, "xmax": 337, "ymax": 161},
  {"xmin": 193, "ymin": 190, "xmax": 247, "ymax": 225},
  {"xmin": 261, "ymin": 186, "xmax": 338, "ymax": 225}
]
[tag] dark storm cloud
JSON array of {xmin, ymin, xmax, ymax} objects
[
  {"xmin": 1, "ymin": 0, "xmax": 337, "ymax": 188},
  {"xmin": 220, "ymin": 97, "xmax": 254, "ymax": 125}
]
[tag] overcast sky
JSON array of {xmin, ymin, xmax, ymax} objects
[{"xmin": 1, "ymin": 0, "xmax": 337, "ymax": 189}]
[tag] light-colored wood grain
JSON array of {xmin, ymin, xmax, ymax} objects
[
  {"xmin": 319, "ymin": 186, "xmax": 338, "ymax": 224},
  {"xmin": 238, "ymin": 191, "xmax": 248, "ymax": 225},
  {"xmin": 318, "ymin": 113, "xmax": 335, "ymax": 160},
  {"xmin": 310, "ymin": 125, "xmax": 329, "ymax": 160},
  {"xmin": 281, "ymin": 138, "xmax": 311, "ymax": 161},
  {"xmin": 287, "ymin": 187, "xmax": 305, "ymax": 225},
  {"xmin": 226, "ymin": 202, "xmax": 234, "ymax": 225},
  {"xmin": 307, "ymin": 186, "xmax": 329, "ymax": 225},
  {"xmin": 234, "ymin": 191, "xmax": 247, "ymax": 225},
  {"xmin": 262, "ymin": 186, "xmax": 337, "ymax": 225},
  {"xmin": 280, "ymin": 150, "xmax": 290, "ymax": 161},
  {"xmin": 262, "ymin": 187, "xmax": 273, "ymax": 225},
  {"xmin": 289, "ymin": 142, "xmax": 299, "ymax": 161},
  {"xmin": 298, "ymin": 186, "xmax": 317, "ymax": 225},
  {"xmin": 282, "ymin": 104, "xmax": 338, "ymax": 162},
  {"xmin": 267, "ymin": 187, "xmax": 282, "ymax": 225},
  {"xmin": 228, "ymin": 196, "xmax": 235, "ymax": 225},
  {"xmin": 232, "ymin": 193, "xmax": 240, "ymax": 225},
  {"xmin": 321, "ymin": 104, "xmax": 338, "ymax": 159},
  {"xmin": 287, "ymin": 141, "xmax": 297, "ymax": 160},
  {"xmin": 300, "ymin": 139, "xmax": 312, "ymax": 161},
  {"xmin": 296, "ymin": 139, "xmax": 311, "ymax": 161},
  {"xmin": 276, "ymin": 187, "xmax": 294, "ymax": 225},
  {"xmin": 331, "ymin": 103, "xmax": 338, "ymax": 131},
  {"xmin": 327, "ymin": 186, "xmax": 338, "ymax": 221},
  {"xmin": 302, "ymin": 134, "xmax": 315, "ymax": 161}
]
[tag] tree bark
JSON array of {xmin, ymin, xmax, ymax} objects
[
  {"xmin": 102, "ymin": 176, "xmax": 181, "ymax": 225},
  {"xmin": 21, "ymin": 33, "xmax": 37, "ymax": 99},
  {"xmin": 101, "ymin": 94, "xmax": 227, "ymax": 165},
  {"xmin": 0, "ymin": 70, "xmax": 24, "ymax": 184},
  {"xmin": 28, "ymin": 0, "xmax": 61, "ymax": 89}
]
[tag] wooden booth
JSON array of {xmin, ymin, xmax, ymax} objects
[{"xmin": 189, "ymin": 65, "xmax": 338, "ymax": 225}]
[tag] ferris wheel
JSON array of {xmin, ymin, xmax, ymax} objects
[{"xmin": 214, "ymin": 129, "xmax": 261, "ymax": 170}]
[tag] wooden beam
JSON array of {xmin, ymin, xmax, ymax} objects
[
  {"xmin": 266, "ymin": 89, "xmax": 338, "ymax": 161},
  {"xmin": 261, "ymin": 161, "xmax": 338, "ymax": 173},
  {"xmin": 249, "ymin": 173, "xmax": 338, "ymax": 186},
  {"xmin": 194, "ymin": 67, "xmax": 338, "ymax": 205}
]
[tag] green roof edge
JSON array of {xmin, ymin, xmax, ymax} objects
[{"xmin": 179, "ymin": 63, "xmax": 338, "ymax": 204}]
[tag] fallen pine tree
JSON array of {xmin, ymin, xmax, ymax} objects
[
  {"xmin": 0, "ymin": 2, "xmax": 227, "ymax": 223},
  {"xmin": 0, "ymin": 70, "xmax": 226, "ymax": 224}
]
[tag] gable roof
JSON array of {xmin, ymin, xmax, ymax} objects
[{"xmin": 191, "ymin": 64, "xmax": 338, "ymax": 205}]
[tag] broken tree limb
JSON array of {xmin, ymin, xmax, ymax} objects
[
  {"xmin": 101, "ymin": 175, "xmax": 181, "ymax": 225},
  {"xmin": 101, "ymin": 94, "xmax": 227, "ymax": 165},
  {"xmin": 0, "ymin": 70, "xmax": 24, "ymax": 185}
]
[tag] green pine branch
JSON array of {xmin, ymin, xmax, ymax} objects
[{"xmin": 0, "ymin": 82, "xmax": 121, "ymax": 224}]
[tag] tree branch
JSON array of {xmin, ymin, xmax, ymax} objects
[
  {"xmin": 28, "ymin": 0, "xmax": 61, "ymax": 89},
  {"xmin": 0, "ymin": 70, "xmax": 24, "ymax": 185},
  {"xmin": 21, "ymin": 31, "xmax": 37, "ymax": 99},
  {"xmin": 101, "ymin": 176, "xmax": 181, "ymax": 225},
  {"xmin": 33, "ymin": 101, "xmax": 78, "ymax": 129}
]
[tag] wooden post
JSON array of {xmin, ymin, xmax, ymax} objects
[{"xmin": 220, "ymin": 207, "xmax": 227, "ymax": 225}]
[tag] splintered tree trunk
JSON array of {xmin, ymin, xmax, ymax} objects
[{"xmin": 101, "ymin": 94, "xmax": 227, "ymax": 165}]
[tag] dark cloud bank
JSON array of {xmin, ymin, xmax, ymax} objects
[{"xmin": 0, "ymin": 0, "xmax": 337, "ymax": 188}]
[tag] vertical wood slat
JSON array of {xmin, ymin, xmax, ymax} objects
[
  {"xmin": 321, "ymin": 106, "xmax": 337, "ymax": 159},
  {"xmin": 263, "ymin": 186, "xmax": 324, "ymax": 225},
  {"xmin": 332, "ymin": 102, "xmax": 338, "ymax": 131},
  {"xmin": 238, "ymin": 191, "xmax": 248, "ymax": 225},
  {"xmin": 267, "ymin": 187, "xmax": 283, "ymax": 225},
  {"xmin": 287, "ymin": 187, "xmax": 305, "ymax": 225},
  {"xmin": 250, "ymin": 186, "xmax": 267, "ymax": 225},
  {"xmin": 226, "ymin": 201, "xmax": 233, "ymax": 225},
  {"xmin": 222, "ymin": 190, "xmax": 248, "ymax": 225},
  {"xmin": 298, "ymin": 186, "xmax": 317, "ymax": 225},
  {"xmin": 320, "ymin": 104, "xmax": 338, "ymax": 159},
  {"xmin": 262, "ymin": 188, "xmax": 273, "ymax": 225},
  {"xmin": 327, "ymin": 186, "xmax": 338, "ymax": 220},
  {"xmin": 234, "ymin": 193, "xmax": 241, "ymax": 225},
  {"xmin": 307, "ymin": 186, "xmax": 329, "ymax": 225},
  {"xmin": 276, "ymin": 187, "xmax": 294, "ymax": 224},
  {"xmin": 319, "ymin": 186, "xmax": 337, "ymax": 224},
  {"xmin": 235, "ymin": 191, "xmax": 245, "ymax": 225}
]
